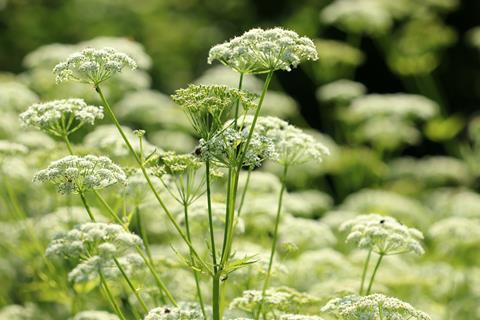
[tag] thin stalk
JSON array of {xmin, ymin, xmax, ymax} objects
[
  {"xmin": 206, "ymin": 160, "xmax": 218, "ymax": 272},
  {"xmin": 79, "ymin": 191, "xmax": 96, "ymax": 222},
  {"xmin": 90, "ymin": 189, "xmax": 175, "ymax": 305},
  {"xmin": 233, "ymin": 73, "xmax": 244, "ymax": 127},
  {"xmin": 183, "ymin": 204, "xmax": 207, "ymax": 319},
  {"xmin": 93, "ymin": 190, "xmax": 124, "ymax": 225},
  {"xmin": 359, "ymin": 249, "xmax": 372, "ymax": 295},
  {"xmin": 255, "ymin": 165, "xmax": 288, "ymax": 320},
  {"xmin": 99, "ymin": 271, "xmax": 127, "ymax": 320},
  {"xmin": 113, "ymin": 257, "xmax": 149, "ymax": 313},
  {"xmin": 95, "ymin": 85, "xmax": 209, "ymax": 273},
  {"xmin": 237, "ymin": 168, "xmax": 252, "ymax": 217},
  {"xmin": 366, "ymin": 254, "xmax": 384, "ymax": 295},
  {"xmin": 63, "ymin": 134, "xmax": 74, "ymax": 155},
  {"xmin": 221, "ymin": 71, "xmax": 274, "ymax": 270},
  {"xmin": 136, "ymin": 206, "xmax": 152, "ymax": 260}
]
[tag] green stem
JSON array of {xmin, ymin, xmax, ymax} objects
[
  {"xmin": 183, "ymin": 204, "xmax": 207, "ymax": 319},
  {"xmin": 212, "ymin": 273, "xmax": 221, "ymax": 320},
  {"xmin": 255, "ymin": 165, "xmax": 288, "ymax": 320},
  {"xmin": 237, "ymin": 168, "xmax": 252, "ymax": 217},
  {"xmin": 206, "ymin": 160, "xmax": 218, "ymax": 273},
  {"xmin": 63, "ymin": 134, "xmax": 74, "ymax": 155},
  {"xmin": 95, "ymin": 85, "xmax": 209, "ymax": 274},
  {"xmin": 359, "ymin": 249, "xmax": 372, "ymax": 295},
  {"xmin": 79, "ymin": 191, "xmax": 96, "ymax": 222},
  {"xmin": 99, "ymin": 271, "xmax": 127, "ymax": 320},
  {"xmin": 93, "ymin": 190, "xmax": 123, "ymax": 225},
  {"xmin": 136, "ymin": 206, "xmax": 152, "ymax": 260},
  {"xmin": 113, "ymin": 257, "xmax": 149, "ymax": 313},
  {"xmin": 233, "ymin": 73, "xmax": 244, "ymax": 127},
  {"xmin": 366, "ymin": 254, "xmax": 384, "ymax": 295},
  {"xmin": 220, "ymin": 70, "xmax": 274, "ymax": 272}
]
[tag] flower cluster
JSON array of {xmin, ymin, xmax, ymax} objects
[
  {"xmin": 429, "ymin": 217, "xmax": 480, "ymax": 253},
  {"xmin": 172, "ymin": 84, "xmax": 257, "ymax": 138},
  {"xmin": 0, "ymin": 140, "xmax": 28, "ymax": 157},
  {"xmin": 349, "ymin": 94, "xmax": 439, "ymax": 122},
  {"xmin": 320, "ymin": 0, "xmax": 393, "ymax": 36},
  {"xmin": 280, "ymin": 314, "xmax": 325, "ymax": 320},
  {"xmin": 230, "ymin": 287, "xmax": 319, "ymax": 314},
  {"xmin": 158, "ymin": 151, "xmax": 202, "ymax": 175},
  {"xmin": 340, "ymin": 214, "xmax": 425, "ymax": 255},
  {"xmin": 208, "ymin": 27, "xmax": 318, "ymax": 74},
  {"xmin": 316, "ymin": 79, "xmax": 366, "ymax": 105},
  {"xmin": 72, "ymin": 310, "xmax": 119, "ymax": 320},
  {"xmin": 19, "ymin": 98, "xmax": 103, "ymax": 136},
  {"xmin": 321, "ymin": 294, "xmax": 431, "ymax": 320},
  {"xmin": 144, "ymin": 303, "xmax": 204, "ymax": 320},
  {"xmin": 33, "ymin": 155, "xmax": 126, "ymax": 194},
  {"xmin": 53, "ymin": 47, "xmax": 137, "ymax": 84},
  {"xmin": 242, "ymin": 116, "xmax": 330, "ymax": 166},
  {"xmin": 0, "ymin": 81, "xmax": 39, "ymax": 112},
  {"xmin": 46, "ymin": 222, "xmax": 144, "ymax": 283},
  {"xmin": 199, "ymin": 127, "xmax": 278, "ymax": 168}
]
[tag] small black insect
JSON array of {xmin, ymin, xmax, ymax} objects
[
  {"xmin": 164, "ymin": 308, "xmax": 171, "ymax": 314},
  {"xmin": 380, "ymin": 219, "xmax": 385, "ymax": 224}
]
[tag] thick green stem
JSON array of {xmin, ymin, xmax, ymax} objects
[
  {"xmin": 366, "ymin": 254, "xmax": 384, "ymax": 295},
  {"xmin": 113, "ymin": 257, "xmax": 149, "ymax": 313},
  {"xmin": 212, "ymin": 273, "xmax": 221, "ymax": 320},
  {"xmin": 95, "ymin": 85, "xmax": 209, "ymax": 273},
  {"xmin": 99, "ymin": 271, "xmax": 127, "ymax": 320},
  {"xmin": 359, "ymin": 249, "xmax": 372, "ymax": 295},
  {"xmin": 183, "ymin": 204, "xmax": 207, "ymax": 319},
  {"xmin": 255, "ymin": 165, "xmax": 288, "ymax": 320},
  {"xmin": 237, "ymin": 168, "xmax": 252, "ymax": 217}
]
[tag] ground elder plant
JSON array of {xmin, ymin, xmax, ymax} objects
[{"xmin": 0, "ymin": 25, "xmax": 440, "ymax": 320}]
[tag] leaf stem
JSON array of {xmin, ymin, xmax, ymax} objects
[
  {"xmin": 255, "ymin": 165, "xmax": 288, "ymax": 320},
  {"xmin": 99, "ymin": 271, "xmax": 127, "ymax": 320}
]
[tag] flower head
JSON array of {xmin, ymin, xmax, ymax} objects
[
  {"xmin": 340, "ymin": 214, "xmax": 425, "ymax": 255},
  {"xmin": 172, "ymin": 84, "xmax": 257, "ymax": 139},
  {"xmin": 33, "ymin": 155, "xmax": 126, "ymax": 194},
  {"xmin": 0, "ymin": 140, "xmax": 28, "ymax": 157},
  {"xmin": 53, "ymin": 47, "xmax": 137, "ymax": 85},
  {"xmin": 19, "ymin": 98, "xmax": 103, "ymax": 136},
  {"xmin": 321, "ymin": 294, "xmax": 431, "ymax": 320},
  {"xmin": 145, "ymin": 303, "xmax": 204, "ymax": 320},
  {"xmin": 46, "ymin": 222, "xmax": 144, "ymax": 283},
  {"xmin": 199, "ymin": 127, "xmax": 278, "ymax": 169},
  {"xmin": 72, "ymin": 310, "xmax": 119, "ymax": 320},
  {"xmin": 243, "ymin": 116, "xmax": 330, "ymax": 166},
  {"xmin": 208, "ymin": 27, "xmax": 318, "ymax": 74}
]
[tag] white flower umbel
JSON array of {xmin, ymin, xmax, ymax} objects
[
  {"xmin": 230, "ymin": 287, "xmax": 319, "ymax": 316},
  {"xmin": 208, "ymin": 27, "xmax": 318, "ymax": 74},
  {"xmin": 72, "ymin": 310, "xmax": 120, "ymax": 320},
  {"xmin": 340, "ymin": 214, "xmax": 424, "ymax": 256},
  {"xmin": 0, "ymin": 140, "xmax": 28, "ymax": 157},
  {"xmin": 19, "ymin": 98, "xmax": 103, "ymax": 137},
  {"xmin": 33, "ymin": 155, "xmax": 126, "ymax": 194},
  {"xmin": 172, "ymin": 84, "xmax": 257, "ymax": 139},
  {"xmin": 199, "ymin": 127, "xmax": 278, "ymax": 169},
  {"xmin": 0, "ymin": 81, "xmax": 39, "ymax": 112},
  {"xmin": 242, "ymin": 116, "xmax": 330, "ymax": 166},
  {"xmin": 53, "ymin": 47, "xmax": 137, "ymax": 85},
  {"xmin": 316, "ymin": 79, "xmax": 366, "ymax": 105},
  {"xmin": 321, "ymin": 294, "xmax": 431, "ymax": 320},
  {"xmin": 144, "ymin": 303, "xmax": 204, "ymax": 320},
  {"xmin": 279, "ymin": 314, "xmax": 325, "ymax": 320}
]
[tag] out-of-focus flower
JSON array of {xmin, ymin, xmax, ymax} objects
[
  {"xmin": 317, "ymin": 80, "xmax": 366, "ymax": 105},
  {"xmin": 0, "ymin": 81, "xmax": 39, "ymax": 112},
  {"xmin": 429, "ymin": 217, "xmax": 480, "ymax": 254},
  {"xmin": 320, "ymin": 0, "xmax": 393, "ymax": 36},
  {"xmin": 425, "ymin": 188, "xmax": 480, "ymax": 219},
  {"xmin": 71, "ymin": 310, "xmax": 119, "ymax": 320},
  {"xmin": 0, "ymin": 140, "xmax": 28, "ymax": 157},
  {"xmin": 284, "ymin": 190, "xmax": 333, "ymax": 219},
  {"xmin": 208, "ymin": 27, "xmax": 318, "ymax": 74},
  {"xmin": 194, "ymin": 65, "xmax": 263, "ymax": 92}
]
